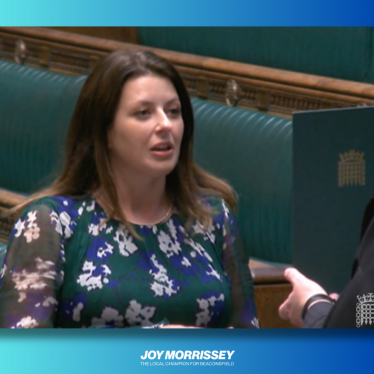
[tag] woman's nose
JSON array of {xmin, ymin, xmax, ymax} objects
[{"xmin": 156, "ymin": 110, "xmax": 172, "ymax": 132}]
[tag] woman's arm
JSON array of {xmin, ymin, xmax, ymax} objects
[
  {"xmin": 0, "ymin": 203, "xmax": 65, "ymax": 328},
  {"xmin": 220, "ymin": 201, "xmax": 258, "ymax": 328}
]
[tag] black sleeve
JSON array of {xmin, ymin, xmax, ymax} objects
[
  {"xmin": 303, "ymin": 302, "xmax": 333, "ymax": 328},
  {"xmin": 220, "ymin": 201, "xmax": 258, "ymax": 328},
  {"xmin": 360, "ymin": 196, "xmax": 374, "ymax": 242},
  {"xmin": 322, "ymin": 214, "xmax": 374, "ymax": 328}
]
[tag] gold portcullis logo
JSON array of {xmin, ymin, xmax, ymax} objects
[{"xmin": 338, "ymin": 150, "xmax": 365, "ymax": 187}]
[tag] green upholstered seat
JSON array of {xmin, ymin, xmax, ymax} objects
[
  {"xmin": 0, "ymin": 60, "xmax": 292, "ymax": 265},
  {"xmin": 192, "ymin": 98, "xmax": 292, "ymax": 264},
  {"xmin": 0, "ymin": 60, "xmax": 87, "ymax": 194},
  {"xmin": 0, "ymin": 243, "xmax": 6, "ymax": 267}
]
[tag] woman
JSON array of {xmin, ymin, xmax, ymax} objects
[{"xmin": 0, "ymin": 50, "xmax": 258, "ymax": 328}]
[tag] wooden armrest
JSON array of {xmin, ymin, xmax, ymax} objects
[
  {"xmin": 0, "ymin": 188, "xmax": 28, "ymax": 242},
  {"xmin": 0, "ymin": 189, "xmax": 28, "ymax": 208},
  {"xmin": 249, "ymin": 259, "xmax": 288, "ymax": 284},
  {"xmin": 249, "ymin": 259, "xmax": 294, "ymax": 328}
]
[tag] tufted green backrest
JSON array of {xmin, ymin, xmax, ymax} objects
[
  {"xmin": 0, "ymin": 61, "xmax": 87, "ymax": 194},
  {"xmin": 0, "ymin": 60, "xmax": 292, "ymax": 264},
  {"xmin": 139, "ymin": 27, "xmax": 373, "ymax": 83},
  {"xmin": 0, "ymin": 243, "xmax": 6, "ymax": 268},
  {"xmin": 192, "ymin": 98, "xmax": 292, "ymax": 263}
]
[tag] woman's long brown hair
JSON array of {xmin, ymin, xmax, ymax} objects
[{"xmin": 7, "ymin": 50, "xmax": 237, "ymax": 232}]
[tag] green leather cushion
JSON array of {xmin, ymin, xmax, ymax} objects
[
  {"xmin": 0, "ymin": 60, "xmax": 87, "ymax": 194},
  {"xmin": 0, "ymin": 243, "xmax": 6, "ymax": 267},
  {"xmin": 192, "ymin": 98, "xmax": 292, "ymax": 263}
]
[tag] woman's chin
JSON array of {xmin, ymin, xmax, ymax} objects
[{"xmin": 145, "ymin": 161, "xmax": 178, "ymax": 177}]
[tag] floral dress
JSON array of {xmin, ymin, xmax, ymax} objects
[{"xmin": 0, "ymin": 196, "xmax": 258, "ymax": 328}]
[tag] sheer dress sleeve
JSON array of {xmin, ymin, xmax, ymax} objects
[
  {"xmin": 0, "ymin": 203, "xmax": 65, "ymax": 328},
  {"xmin": 220, "ymin": 202, "xmax": 259, "ymax": 328}
]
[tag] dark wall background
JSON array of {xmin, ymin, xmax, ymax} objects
[{"xmin": 138, "ymin": 27, "xmax": 374, "ymax": 83}]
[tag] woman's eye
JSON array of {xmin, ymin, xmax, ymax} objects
[
  {"xmin": 168, "ymin": 107, "xmax": 181, "ymax": 116},
  {"xmin": 136, "ymin": 109, "xmax": 150, "ymax": 117}
]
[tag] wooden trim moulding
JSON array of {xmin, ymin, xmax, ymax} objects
[{"xmin": 1, "ymin": 27, "xmax": 374, "ymax": 116}]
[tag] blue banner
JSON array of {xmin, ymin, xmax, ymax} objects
[
  {"xmin": 0, "ymin": 329, "xmax": 373, "ymax": 373},
  {"xmin": 0, "ymin": 0, "xmax": 374, "ymax": 26}
]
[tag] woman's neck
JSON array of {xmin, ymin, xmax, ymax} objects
[{"xmin": 96, "ymin": 171, "xmax": 171, "ymax": 225}]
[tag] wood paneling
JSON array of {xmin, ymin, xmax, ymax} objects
[
  {"xmin": 254, "ymin": 283, "xmax": 294, "ymax": 328},
  {"xmin": 1, "ymin": 27, "xmax": 374, "ymax": 117},
  {"xmin": 47, "ymin": 27, "xmax": 138, "ymax": 44}
]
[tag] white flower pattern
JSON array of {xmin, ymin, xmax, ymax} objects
[
  {"xmin": 0, "ymin": 196, "xmax": 258, "ymax": 328},
  {"xmin": 11, "ymin": 257, "xmax": 57, "ymax": 301},
  {"xmin": 77, "ymin": 261, "xmax": 111, "ymax": 291},
  {"xmin": 14, "ymin": 316, "xmax": 39, "ymax": 328},
  {"xmin": 92, "ymin": 307, "xmax": 124, "ymax": 327},
  {"xmin": 125, "ymin": 300, "xmax": 156, "ymax": 326},
  {"xmin": 149, "ymin": 255, "xmax": 178, "ymax": 297},
  {"xmin": 114, "ymin": 224, "xmax": 138, "ymax": 257},
  {"xmin": 157, "ymin": 229, "xmax": 181, "ymax": 257},
  {"xmin": 196, "ymin": 294, "xmax": 225, "ymax": 327}
]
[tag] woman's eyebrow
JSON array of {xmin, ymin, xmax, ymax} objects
[{"xmin": 137, "ymin": 97, "xmax": 180, "ymax": 104}]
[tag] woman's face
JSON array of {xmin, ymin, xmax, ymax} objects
[{"xmin": 107, "ymin": 74, "xmax": 184, "ymax": 180}]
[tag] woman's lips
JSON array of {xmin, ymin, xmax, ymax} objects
[
  {"xmin": 150, "ymin": 147, "xmax": 174, "ymax": 158},
  {"xmin": 150, "ymin": 142, "xmax": 174, "ymax": 157}
]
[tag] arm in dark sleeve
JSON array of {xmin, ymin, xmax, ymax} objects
[
  {"xmin": 303, "ymin": 302, "xmax": 334, "ymax": 328},
  {"xmin": 301, "ymin": 196, "xmax": 374, "ymax": 329},
  {"xmin": 0, "ymin": 203, "xmax": 65, "ymax": 328},
  {"xmin": 220, "ymin": 201, "xmax": 258, "ymax": 328},
  {"xmin": 318, "ymin": 213, "xmax": 374, "ymax": 328},
  {"xmin": 360, "ymin": 195, "xmax": 374, "ymax": 241}
]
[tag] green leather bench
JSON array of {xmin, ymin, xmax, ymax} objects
[
  {"xmin": 192, "ymin": 98, "xmax": 292, "ymax": 264},
  {"xmin": 0, "ymin": 60, "xmax": 87, "ymax": 194},
  {"xmin": 0, "ymin": 243, "xmax": 6, "ymax": 265}
]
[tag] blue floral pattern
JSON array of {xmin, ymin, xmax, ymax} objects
[{"xmin": 0, "ymin": 196, "xmax": 258, "ymax": 328}]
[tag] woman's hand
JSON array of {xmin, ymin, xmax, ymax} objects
[{"xmin": 278, "ymin": 268, "xmax": 328, "ymax": 327}]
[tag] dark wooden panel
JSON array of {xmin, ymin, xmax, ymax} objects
[
  {"xmin": 254, "ymin": 283, "xmax": 295, "ymax": 328},
  {"xmin": 250, "ymin": 259, "xmax": 294, "ymax": 328},
  {"xmin": 47, "ymin": 27, "xmax": 138, "ymax": 44}
]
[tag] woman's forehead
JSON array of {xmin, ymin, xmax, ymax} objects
[{"xmin": 120, "ymin": 75, "xmax": 179, "ymax": 104}]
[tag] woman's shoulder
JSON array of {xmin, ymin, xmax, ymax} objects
[
  {"xmin": 203, "ymin": 195, "xmax": 234, "ymax": 217},
  {"xmin": 201, "ymin": 195, "xmax": 237, "ymax": 229},
  {"xmin": 11, "ymin": 196, "xmax": 94, "ymax": 241},
  {"xmin": 21, "ymin": 195, "xmax": 92, "ymax": 220}
]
